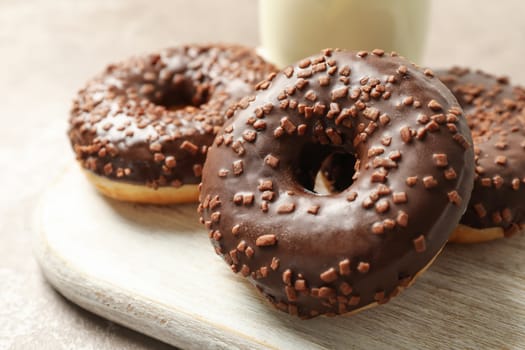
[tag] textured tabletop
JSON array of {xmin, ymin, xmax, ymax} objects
[{"xmin": 1, "ymin": 0, "xmax": 524, "ymax": 349}]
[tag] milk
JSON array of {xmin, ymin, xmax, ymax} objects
[{"xmin": 259, "ymin": 0, "xmax": 429, "ymax": 67}]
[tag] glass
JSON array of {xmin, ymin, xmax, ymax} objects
[{"xmin": 259, "ymin": 0, "xmax": 430, "ymax": 67}]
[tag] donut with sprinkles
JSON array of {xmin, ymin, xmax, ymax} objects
[
  {"xmin": 198, "ymin": 49, "xmax": 475, "ymax": 318},
  {"xmin": 437, "ymin": 67, "xmax": 525, "ymax": 242},
  {"xmin": 69, "ymin": 44, "xmax": 276, "ymax": 204}
]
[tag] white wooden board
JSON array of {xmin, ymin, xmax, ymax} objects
[{"xmin": 34, "ymin": 165, "xmax": 525, "ymax": 350}]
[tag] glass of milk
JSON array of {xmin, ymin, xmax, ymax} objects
[{"xmin": 258, "ymin": 0, "xmax": 430, "ymax": 67}]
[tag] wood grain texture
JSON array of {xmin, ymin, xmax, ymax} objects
[{"xmin": 35, "ymin": 165, "xmax": 525, "ymax": 350}]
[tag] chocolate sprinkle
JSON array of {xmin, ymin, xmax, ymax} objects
[{"xmin": 256, "ymin": 234, "xmax": 277, "ymax": 247}]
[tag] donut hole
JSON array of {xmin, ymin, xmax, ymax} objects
[
  {"xmin": 148, "ymin": 78, "xmax": 212, "ymax": 110},
  {"xmin": 317, "ymin": 152, "xmax": 357, "ymax": 194},
  {"xmin": 296, "ymin": 144, "xmax": 357, "ymax": 195}
]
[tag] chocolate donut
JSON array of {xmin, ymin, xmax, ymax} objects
[
  {"xmin": 437, "ymin": 67, "xmax": 525, "ymax": 242},
  {"xmin": 69, "ymin": 44, "xmax": 276, "ymax": 204},
  {"xmin": 199, "ymin": 49, "xmax": 475, "ymax": 318}
]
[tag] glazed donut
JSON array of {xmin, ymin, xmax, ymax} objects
[
  {"xmin": 436, "ymin": 68, "xmax": 525, "ymax": 243},
  {"xmin": 198, "ymin": 49, "xmax": 475, "ymax": 318},
  {"xmin": 69, "ymin": 44, "xmax": 276, "ymax": 204}
]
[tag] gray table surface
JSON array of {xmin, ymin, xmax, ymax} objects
[{"xmin": 1, "ymin": 0, "xmax": 524, "ymax": 349}]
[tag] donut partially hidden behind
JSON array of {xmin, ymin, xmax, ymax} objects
[
  {"xmin": 68, "ymin": 44, "xmax": 276, "ymax": 204},
  {"xmin": 437, "ymin": 68, "xmax": 525, "ymax": 243},
  {"xmin": 199, "ymin": 49, "xmax": 475, "ymax": 318}
]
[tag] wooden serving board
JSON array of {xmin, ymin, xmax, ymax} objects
[{"xmin": 34, "ymin": 165, "xmax": 525, "ymax": 349}]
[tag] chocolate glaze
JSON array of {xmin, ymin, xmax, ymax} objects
[
  {"xmin": 69, "ymin": 44, "xmax": 276, "ymax": 188},
  {"xmin": 199, "ymin": 49, "xmax": 475, "ymax": 318},
  {"xmin": 437, "ymin": 67, "xmax": 525, "ymax": 236}
]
